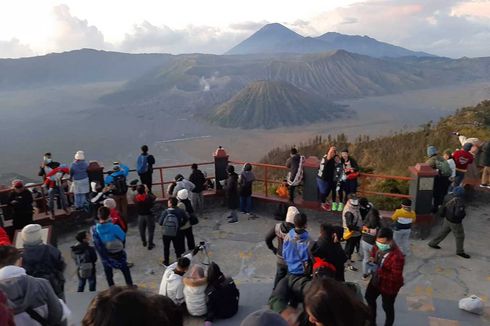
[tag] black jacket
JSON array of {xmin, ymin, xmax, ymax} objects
[
  {"xmin": 134, "ymin": 193, "xmax": 156, "ymax": 215},
  {"xmin": 71, "ymin": 242, "xmax": 97, "ymax": 270},
  {"xmin": 361, "ymin": 210, "xmax": 381, "ymax": 245},
  {"xmin": 265, "ymin": 222, "xmax": 294, "ymax": 260},
  {"xmin": 189, "ymin": 169, "xmax": 206, "ymax": 193},
  {"xmin": 310, "ymin": 231, "xmax": 348, "ymax": 282},
  {"xmin": 205, "ymin": 276, "xmax": 239, "ymax": 322},
  {"xmin": 286, "ymin": 154, "xmax": 301, "ymax": 181},
  {"xmin": 224, "ymin": 172, "xmax": 239, "ymax": 209},
  {"xmin": 9, "ymin": 189, "xmax": 33, "ymax": 214}
]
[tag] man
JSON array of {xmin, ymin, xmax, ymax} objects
[
  {"xmin": 453, "ymin": 143, "xmax": 474, "ymax": 187},
  {"xmin": 0, "ymin": 246, "xmax": 66, "ymax": 325},
  {"xmin": 342, "ymin": 195, "xmax": 362, "ymax": 272},
  {"xmin": 172, "ymin": 174, "xmax": 195, "ymax": 197},
  {"xmin": 481, "ymin": 140, "xmax": 490, "ymax": 188},
  {"xmin": 189, "ymin": 163, "xmax": 207, "ymax": 218},
  {"xmin": 134, "ymin": 184, "xmax": 156, "ymax": 250},
  {"xmin": 365, "ymin": 227, "xmax": 405, "ymax": 326},
  {"xmin": 159, "ymin": 197, "xmax": 187, "ymax": 266},
  {"xmin": 136, "ymin": 145, "xmax": 156, "ymax": 192},
  {"xmin": 285, "ymin": 148, "xmax": 304, "ymax": 204},
  {"xmin": 44, "ymin": 163, "xmax": 71, "ymax": 219},
  {"xmin": 21, "ymin": 224, "xmax": 66, "ymax": 300},
  {"xmin": 158, "ymin": 255, "xmax": 191, "ymax": 305},
  {"xmin": 38, "ymin": 152, "xmax": 60, "ymax": 179},
  {"xmin": 105, "ymin": 162, "xmax": 130, "ymax": 222},
  {"xmin": 224, "ymin": 165, "xmax": 239, "ymax": 224},
  {"xmin": 282, "ymin": 213, "xmax": 311, "ymax": 277},
  {"xmin": 317, "ymin": 146, "xmax": 336, "ymax": 211},
  {"xmin": 428, "ymin": 187, "xmax": 470, "ymax": 258},
  {"xmin": 426, "ymin": 146, "xmax": 452, "ymax": 212},
  {"xmin": 8, "ymin": 180, "xmax": 33, "ymax": 230}
]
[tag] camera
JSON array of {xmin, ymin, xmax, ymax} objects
[{"xmin": 198, "ymin": 241, "xmax": 206, "ymax": 250}]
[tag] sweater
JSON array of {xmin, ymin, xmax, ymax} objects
[
  {"xmin": 183, "ymin": 276, "xmax": 208, "ymax": 316},
  {"xmin": 453, "ymin": 150, "xmax": 474, "ymax": 171},
  {"xmin": 158, "ymin": 253, "xmax": 192, "ymax": 304},
  {"xmin": 391, "ymin": 208, "xmax": 416, "ymax": 230}
]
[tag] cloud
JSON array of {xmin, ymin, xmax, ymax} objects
[
  {"xmin": 0, "ymin": 38, "xmax": 34, "ymax": 58},
  {"xmin": 229, "ymin": 20, "xmax": 269, "ymax": 31}
]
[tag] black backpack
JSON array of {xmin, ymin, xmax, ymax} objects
[
  {"xmin": 216, "ymin": 278, "xmax": 240, "ymax": 319},
  {"xmin": 112, "ymin": 174, "xmax": 128, "ymax": 195}
]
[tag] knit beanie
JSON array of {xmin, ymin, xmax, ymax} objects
[
  {"xmin": 103, "ymin": 198, "xmax": 117, "ymax": 209},
  {"xmin": 177, "ymin": 189, "xmax": 189, "ymax": 200},
  {"xmin": 427, "ymin": 146, "xmax": 438, "ymax": 157},
  {"xmin": 240, "ymin": 309, "xmax": 288, "ymax": 326},
  {"xmin": 285, "ymin": 206, "xmax": 299, "ymax": 224},
  {"xmin": 21, "ymin": 224, "xmax": 43, "ymax": 246}
]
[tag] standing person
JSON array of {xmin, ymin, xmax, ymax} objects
[
  {"xmin": 21, "ymin": 224, "xmax": 66, "ymax": 300},
  {"xmin": 391, "ymin": 199, "xmax": 416, "ymax": 256},
  {"xmin": 38, "ymin": 152, "xmax": 60, "ymax": 180},
  {"xmin": 103, "ymin": 198, "xmax": 128, "ymax": 233},
  {"xmin": 158, "ymin": 255, "xmax": 191, "ymax": 305},
  {"xmin": 265, "ymin": 206, "xmax": 298, "ymax": 288},
  {"xmin": 481, "ymin": 140, "xmax": 490, "ymax": 188},
  {"xmin": 189, "ymin": 163, "xmax": 207, "ymax": 218},
  {"xmin": 224, "ymin": 165, "xmax": 239, "ymax": 224},
  {"xmin": 453, "ymin": 143, "xmax": 474, "ymax": 187},
  {"xmin": 365, "ymin": 227, "xmax": 405, "ymax": 326},
  {"xmin": 104, "ymin": 162, "xmax": 130, "ymax": 222},
  {"xmin": 426, "ymin": 146, "xmax": 452, "ymax": 212},
  {"xmin": 443, "ymin": 149, "xmax": 457, "ymax": 188},
  {"xmin": 136, "ymin": 145, "xmax": 156, "ymax": 192},
  {"xmin": 332, "ymin": 154, "xmax": 346, "ymax": 211},
  {"xmin": 44, "ymin": 163, "xmax": 71, "ymax": 219},
  {"xmin": 176, "ymin": 189, "xmax": 196, "ymax": 252},
  {"xmin": 340, "ymin": 148, "xmax": 359, "ymax": 199},
  {"xmin": 71, "ymin": 231, "xmax": 97, "ymax": 292},
  {"xmin": 361, "ymin": 208, "xmax": 381, "ymax": 281},
  {"xmin": 134, "ymin": 185, "xmax": 156, "ymax": 250},
  {"xmin": 428, "ymin": 187, "xmax": 470, "ymax": 258},
  {"xmin": 159, "ymin": 197, "xmax": 187, "ymax": 266},
  {"xmin": 316, "ymin": 146, "xmax": 336, "ymax": 211},
  {"xmin": 70, "ymin": 150, "xmax": 90, "ymax": 210},
  {"xmin": 92, "ymin": 207, "xmax": 133, "ymax": 286},
  {"xmin": 238, "ymin": 163, "xmax": 256, "ymax": 215},
  {"xmin": 8, "ymin": 180, "xmax": 33, "ymax": 230},
  {"xmin": 285, "ymin": 148, "xmax": 304, "ymax": 204},
  {"xmin": 172, "ymin": 174, "xmax": 195, "ymax": 197},
  {"xmin": 282, "ymin": 213, "xmax": 312, "ymax": 277},
  {"xmin": 342, "ymin": 195, "xmax": 362, "ymax": 272}
]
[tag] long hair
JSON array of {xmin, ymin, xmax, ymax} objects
[{"xmin": 207, "ymin": 262, "xmax": 224, "ymax": 287}]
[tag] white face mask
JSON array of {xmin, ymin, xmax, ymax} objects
[{"xmin": 350, "ymin": 199, "xmax": 359, "ymax": 206}]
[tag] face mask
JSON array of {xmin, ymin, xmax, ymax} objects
[
  {"xmin": 376, "ymin": 241, "xmax": 391, "ymax": 252},
  {"xmin": 44, "ymin": 158, "xmax": 52, "ymax": 164}
]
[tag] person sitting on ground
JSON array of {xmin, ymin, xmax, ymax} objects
[
  {"xmin": 150, "ymin": 294, "xmax": 184, "ymax": 326},
  {"xmin": 136, "ymin": 145, "xmax": 156, "ymax": 192},
  {"xmin": 158, "ymin": 255, "xmax": 191, "ymax": 305},
  {"xmin": 134, "ymin": 184, "xmax": 156, "ymax": 250},
  {"xmin": 71, "ymin": 231, "xmax": 97, "ymax": 292},
  {"xmin": 104, "ymin": 162, "xmax": 130, "ymax": 222},
  {"xmin": 0, "ymin": 246, "xmax": 68, "ymax": 326},
  {"xmin": 238, "ymin": 163, "xmax": 256, "ymax": 216},
  {"xmin": 8, "ymin": 180, "xmax": 33, "ymax": 230},
  {"xmin": 92, "ymin": 207, "xmax": 133, "ymax": 287},
  {"xmin": 391, "ymin": 199, "xmax": 416, "ymax": 256},
  {"xmin": 240, "ymin": 309, "xmax": 288, "ymax": 326},
  {"xmin": 21, "ymin": 224, "xmax": 66, "ymax": 300},
  {"xmin": 159, "ymin": 197, "xmax": 187, "ymax": 266},
  {"xmin": 204, "ymin": 262, "xmax": 240, "ymax": 326},
  {"xmin": 172, "ymin": 174, "xmax": 195, "ymax": 197},
  {"xmin": 360, "ymin": 208, "xmax": 381, "ymax": 281},
  {"xmin": 189, "ymin": 163, "xmax": 207, "ymax": 218},
  {"xmin": 224, "ymin": 165, "xmax": 240, "ymax": 224},
  {"xmin": 176, "ymin": 189, "xmax": 196, "ymax": 252},
  {"xmin": 183, "ymin": 264, "xmax": 208, "ymax": 317},
  {"xmin": 103, "ymin": 198, "xmax": 128, "ymax": 233},
  {"xmin": 70, "ymin": 150, "xmax": 90, "ymax": 211},
  {"xmin": 452, "ymin": 143, "xmax": 474, "ymax": 187},
  {"xmin": 342, "ymin": 194, "xmax": 362, "ymax": 272}
]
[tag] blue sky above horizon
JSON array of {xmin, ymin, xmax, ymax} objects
[{"xmin": 0, "ymin": 0, "xmax": 489, "ymax": 58}]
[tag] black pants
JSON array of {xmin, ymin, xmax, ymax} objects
[
  {"xmin": 139, "ymin": 171, "xmax": 153, "ymax": 192},
  {"xmin": 103, "ymin": 262, "xmax": 133, "ymax": 287},
  {"xmin": 138, "ymin": 214, "xmax": 155, "ymax": 245},
  {"xmin": 273, "ymin": 261, "xmax": 288, "ymax": 289},
  {"xmin": 181, "ymin": 227, "xmax": 195, "ymax": 252},
  {"xmin": 162, "ymin": 235, "xmax": 183, "ymax": 265},
  {"xmin": 344, "ymin": 236, "xmax": 361, "ymax": 260},
  {"xmin": 288, "ymin": 185, "xmax": 296, "ymax": 202},
  {"xmin": 365, "ymin": 282, "xmax": 397, "ymax": 326},
  {"xmin": 433, "ymin": 176, "xmax": 450, "ymax": 211}
]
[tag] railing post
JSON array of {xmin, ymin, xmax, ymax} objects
[
  {"xmin": 159, "ymin": 168, "xmax": 165, "ymax": 199},
  {"xmin": 409, "ymin": 163, "xmax": 438, "ymax": 239},
  {"xmin": 264, "ymin": 166, "xmax": 269, "ymax": 197}
]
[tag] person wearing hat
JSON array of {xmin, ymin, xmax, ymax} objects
[
  {"xmin": 176, "ymin": 189, "xmax": 196, "ymax": 252},
  {"xmin": 8, "ymin": 180, "xmax": 33, "ymax": 230},
  {"xmin": 428, "ymin": 187, "xmax": 470, "ymax": 258},
  {"xmin": 240, "ymin": 309, "xmax": 288, "ymax": 326},
  {"xmin": 104, "ymin": 162, "xmax": 130, "ymax": 222},
  {"xmin": 342, "ymin": 194, "xmax": 362, "ymax": 272},
  {"xmin": 21, "ymin": 224, "xmax": 66, "ymax": 300},
  {"xmin": 70, "ymin": 150, "xmax": 89, "ymax": 210},
  {"xmin": 224, "ymin": 165, "xmax": 239, "ymax": 224},
  {"xmin": 171, "ymin": 174, "xmax": 195, "ymax": 198},
  {"xmin": 391, "ymin": 199, "xmax": 416, "ymax": 256},
  {"xmin": 425, "ymin": 145, "xmax": 451, "ymax": 213},
  {"xmin": 452, "ymin": 143, "xmax": 475, "ymax": 187},
  {"xmin": 134, "ymin": 184, "xmax": 156, "ymax": 250}
]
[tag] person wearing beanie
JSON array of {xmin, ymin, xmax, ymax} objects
[
  {"xmin": 428, "ymin": 187, "xmax": 470, "ymax": 258},
  {"xmin": 452, "ymin": 143, "xmax": 474, "ymax": 187},
  {"xmin": 240, "ymin": 309, "xmax": 288, "ymax": 326},
  {"xmin": 265, "ymin": 206, "xmax": 298, "ymax": 288},
  {"xmin": 425, "ymin": 146, "xmax": 451, "ymax": 213},
  {"xmin": 391, "ymin": 199, "xmax": 416, "ymax": 256},
  {"xmin": 176, "ymin": 188, "xmax": 196, "ymax": 252},
  {"xmin": 71, "ymin": 150, "xmax": 90, "ymax": 210},
  {"xmin": 136, "ymin": 145, "xmax": 156, "ymax": 192},
  {"xmin": 8, "ymin": 180, "xmax": 34, "ymax": 230},
  {"xmin": 133, "ymin": 184, "xmax": 156, "ymax": 250},
  {"xmin": 224, "ymin": 165, "xmax": 239, "ymax": 224},
  {"xmin": 21, "ymin": 224, "xmax": 67, "ymax": 300}
]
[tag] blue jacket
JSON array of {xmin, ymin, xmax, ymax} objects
[
  {"xmin": 105, "ymin": 164, "xmax": 129, "ymax": 186},
  {"xmin": 95, "ymin": 222, "xmax": 126, "ymax": 244},
  {"xmin": 70, "ymin": 160, "xmax": 88, "ymax": 180},
  {"xmin": 282, "ymin": 228, "xmax": 311, "ymax": 275}
]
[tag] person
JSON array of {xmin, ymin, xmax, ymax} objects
[
  {"xmin": 283, "ymin": 213, "xmax": 311, "ymax": 277},
  {"xmin": 239, "ymin": 163, "xmax": 256, "ymax": 215},
  {"xmin": 342, "ymin": 195, "xmax": 362, "ymax": 272},
  {"xmin": 360, "ymin": 208, "xmax": 381, "ymax": 280},
  {"xmin": 286, "ymin": 148, "xmax": 304, "ymax": 204},
  {"xmin": 44, "ymin": 163, "xmax": 71, "ymax": 219},
  {"xmin": 158, "ymin": 255, "xmax": 191, "ymax": 305},
  {"xmin": 71, "ymin": 230, "xmax": 97, "ymax": 292},
  {"xmin": 92, "ymin": 206, "xmax": 133, "ymax": 286},
  {"xmin": 159, "ymin": 197, "xmax": 187, "ymax": 266},
  {"xmin": 428, "ymin": 186, "xmax": 470, "ymax": 258},
  {"xmin": 137, "ymin": 145, "xmax": 156, "ymax": 192},
  {"xmin": 176, "ymin": 189, "xmax": 196, "ymax": 252},
  {"xmin": 0, "ymin": 226, "xmax": 11, "ymax": 246},
  {"xmin": 104, "ymin": 198, "xmax": 128, "ymax": 233},
  {"xmin": 21, "ymin": 224, "xmax": 66, "ymax": 300},
  {"xmin": 183, "ymin": 264, "xmax": 208, "ymax": 317},
  {"xmin": 265, "ymin": 206, "xmax": 298, "ymax": 288},
  {"xmin": 134, "ymin": 184, "xmax": 156, "ymax": 250},
  {"xmin": 189, "ymin": 163, "xmax": 207, "ymax": 218},
  {"xmin": 317, "ymin": 146, "xmax": 336, "ymax": 211},
  {"xmin": 452, "ymin": 142, "xmax": 475, "ymax": 187},
  {"xmin": 443, "ymin": 149, "xmax": 457, "ymax": 187},
  {"xmin": 70, "ymin": 150, "xmax": 90, "ymax": 210},
  {"xmin": 172, "ymin": 174, "xmax": 195, "ymax": 197},
  {"xmin": 205, "ymin": 262, "xmax": 240, "ymax": 325},
  {"xmin": 305, "ymin": 277, "xmax": 371, "ymax": 326},
  {"xmin": 38, "ymin": 152, "xmax": 60, "ymax": 180},
  {"xmin": 340, "ymin": 148, "xmax": 359, "ymax": 199},
  {"xmin": 332, "ymin": 154, "xmax": 346, "ymax": 211},
  {"xmin": 89, "ymin": 181, "xmax": 109, "ymax": 219},
  {"xmin": 8, "ymin": 180, "xmax": 33, "ymax": 230},
  {"xmin": 0, "ymin": 246, "xmax": 67, "ymax": 326},
  {"xmin": 224, "ymin": 165, "xmax": 240, "ymax": 224},
  {"xmin": 391, "ymin": 199, "xmax": 416, "ymax": 256},
  {"xmin": 481, "ymin": 140, "xmax": 490, "ymax": 188},
  {"xmin": 365, "ymin": 227, "xmax": 405, "ymax": 326},
  {"xmin": 426, "ymin": 146, "xmax": 452, "ymax": 212},
  {"xmin": 359, "ymin": 197, "xmax": 373, "ymax": 220},
  {"xmin": 105, "ymin": 162, "xmax": 130, "ymax": 222},
  {"xmin": 240, "ymin": 309, "xmax": 288, "ymax": 326}
]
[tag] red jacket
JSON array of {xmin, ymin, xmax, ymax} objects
[
  {"xmin": 371, "ymin": 244, "xmax": 405, "ymax": 295},
  {"xmin": 110, "ymin": 208, "xmax": 127, "ymax": 233},
  {"xmin": 453, "ymin": 150, "xmax": 474, "ymax": 171},
  {"xmin": 0, "ymin": 291, "xmax": 15, "ymax": 326},
  {"xmin": 0, "ymin": 227, "xmax": 11, "ymax": 246},
  {"xmin": 44, "ymin": 166, "xmax": 70, "ymax": 188}
]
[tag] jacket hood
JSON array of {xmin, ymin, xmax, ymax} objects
[
  {"xmin": 0, "ymin": 266, "xmax": 33, "ymax": 311},
  {"xmin": 240, "ymin": 170, "xmax": 255, "ymax": 183},
  {"xmin": 280, "ymin": 221, "xmax": 293, "ymax": 233},
  {"xmin": 183, "ymin": 276, "xmax": 207, "ymax": 287},
  {"xmin": 289, "ymin": 228, "xmax": 309, "ymax": 242}
]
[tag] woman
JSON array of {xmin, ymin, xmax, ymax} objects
[
  {"xmin": 340, "ymin": 148, "xmax": 359, "ymax": 200},
  {"xmin": 176, "ymin": 189, "xmax": 196, "ymax": 251},
  {"xmin": 361, "ymin": 208, "xmax": 381, "ymax": 280},
  {"xmin": 70, "ymin": 150, "xmax": 90, "ymax": 210},
  {"xmin": 205, "ymin": 262, "xmax": 239, "ymax": 325},
  {"xmin": 332, "ymin": 155, "xmax": 346, "ymax": 212},
  {"xmin": 316, "ymin": 146, "xmax": 336, "ymax": 211},
  {"xmin": 183, "ymin": 265, "xmax": 208, "ymax": 317},
  {"xmin": 238, "ymin": 163, "xmax": 255, "ymax": 215}
]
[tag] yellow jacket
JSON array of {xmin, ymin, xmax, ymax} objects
[{"xmin": 391, "ymin": 208, "xmax": 416, "ymax": 226}]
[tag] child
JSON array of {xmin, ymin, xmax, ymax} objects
[
  {"xmin": 332, "ymin": 155, "xmax": 346, "ymax": 212},
  {"xmin": 391, "ymin": 199, "xmax": 416, "ymax": 256},
  {"xmin": 71, "ymin": 230, "xmax": 97, "ymax": 292}
]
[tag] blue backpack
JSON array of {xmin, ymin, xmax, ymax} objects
[{"xmin": 137, "ymin": 155, "xmax": 149, "ymax": 174}]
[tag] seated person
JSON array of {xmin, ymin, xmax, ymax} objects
[
  {"xmin": 158, "ymin": 255, "xmax": 191, "ymax": 305},
  {"xmin": 183, "ymin": 265, "xmax": 208, "ymax": 317}
]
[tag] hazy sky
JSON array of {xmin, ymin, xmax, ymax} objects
[{"xmin": 0, "ymin": 0, "xmax": 489, "ymax": 58}]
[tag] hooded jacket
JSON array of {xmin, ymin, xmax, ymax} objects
[
  {"xmin": 309, "ymin": 228, "xmax": 348, "ymax": 282},
  {"xmin": 134, "ymin": 193, "xmax": 155, "ymax": 216},
  {"xmin": 283, "ymin": 229, "xmax": 311, "ymax": 276},
  {"xmin": 70, "ymin": 242, "xmax": 97, "ymax": 275},
  {"xmin": 238, "ymin": 164, "xmax": 255, "ymax": 197},
  {"xmin": 172, "ymin": 179, "xmax": 195, "ymax": 197},
  {"xmin": 342, "ymin": 202, "xmax": 362, "ymax": 237},
  {"xmin": 189, "ymin": 169, "xmax": 206, "ymax": 193},
  {"xmin": 158, "ymin": 253, "xmax": 192, "ymax": 305},
  {"xmin": 183, "ymin": 276, "xmax": 208, "ymax": 316}
]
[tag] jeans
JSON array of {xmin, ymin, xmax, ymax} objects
[
  {"xmin": 103, "ymin": 261, "xmax": 133, "ymax": 287},
  {"xmin": 191, "ymin": 192, "xmax": 204, "ymax": 217},
  {"xmin": 273, "ymin": 260, "xmax": 288, "ymax": 289},
  {"xmin": 112, "ymin": 194, "xmax": 128, "ymax": 222},
  {"xmin": 48, "ymin": 186, "xmax": 69, "ymax": 213},
  {"xmin": 360, "ymin": 240, "xmax": 373, "ymax": 275},
  {"xmin": 78, "ymin": 273, "xmax": 96, "ymax": 292},
  {"xmin": 181, "ymin": 227, "xmax": 196, "ymax": 252},
  {"xmin": 393, "ymin": 228, "xmax": 411, "ymax": 255},
  {"xmin": 138, "ymin": 214, "xmax": 155, "ymax": 245},
  {"xmin": 454, "ymin": 170, "xmax": 465, "ymax": 187},
  {"xmin": 365, "ymin": 282, "xmax": 397, "ymax": 326},
  {"xmin": 162, "ymin": 234, "xmax": 184, "ymax": 265},
  {"xmin": 240, "ymin": 196, "xmax": 253, "ymax": 213},
  {"xmin": 429, "ymin": 219, "xmax": 465, "ymax": 254},
  {"xmin": 74, "ymin": 193, "xmax": 88, "ymax": 209}
]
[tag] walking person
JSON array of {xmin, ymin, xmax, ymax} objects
[
  {"xmin": 159, "ymin": 197, "xmax": 187, "ymax": 266},
  {"xmin": 189, "ymin": 163, "xmax": 207, "ymax": 218},
  {"xmin": 316, "ymin": 146, "xmax": 336, "ymax": 211},
  {"xmin": 340, "ymin": 148, "xmax": 359, "ymax": 199},
  {"xmin": 365, "ymin": 227, "xmax": 405, "ymax": 326},
  {"xmin": 134, "ymin": 184, "xmax": 156, "ymax": 250},
  {"xmin": 428, "ymin": 187, "xmax": 470, "ymax": 258},
  {"xmin": 8, "ymin": 180, "xmax": 33, "ymax": 230},
  {"xmin": 105, "ymin": 162, "xmax": 130, "ymax": 222},
  {"xmin": 71, "ymin": 231, "xmax": 97, "ymax": 292},
  {"xmin": 391, "ymin": 199, "xmax": 416, "ymax": 256},
  {"xmin": 453, "ymin": 143, "xmax": 474, "ymax": 187},
  {"xmin": 342, "ymin": 195, "xmax": 362, "ymax": 272},
  {"xmin": 360, "ymin": 208, "xmax": 381, "ymax": 280},
  {"xmin": 224, "ymin": 165, "xmax": 239, "ymax": 224},
  {"xmin": 286, "ymin": 148, "xmax": 305, "ymax": 204},
  {"xmin": 238, "ymin": 163, "xmax": 256, "ymax": 215},
  {"xmin": 426, "ymin": 146, "xmax": 452, "ymax": 212},
  {"xmin": 70, "ymin": 150, "xmax": 90, "ymax": 211},
  {"xmin": 176, "ymin": 189, "xmax": 196, "ymax": 252},
  {"xmin": 481, "ymin": 140, "xmax": 490, "ymax": 188},
  {"xmin": 136, "ymin": 145, "xmax": 156, "ymax": 192}
]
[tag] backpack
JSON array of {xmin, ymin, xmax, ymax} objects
[
  {"xmin": 162, "ymin": 211, "xmax": 180, "ymax": 237},
  {"xmin": 435, "ymin": 159, "xmax": 452, "ymax": 177},
  {"xmin": 444, "ymin": 197, "xmax": 466, "ymax": 222},
  {"xmin": 137, "ymin": 155, "xmax": 149, "ymax": 174},
  {"xmin": 112, "ymin": 174, "xmax": 128, "ymax": 195},
  {"xmin": 283, "ymin": 230, "xmax": 312, "ymax": 276},
  {"xmin": 75, "ymin": 251, "xmax": 93, "ymax": 279},
  {"xmin": 215, "ymin": 278, "xmax": 240, "ymax": 319}
]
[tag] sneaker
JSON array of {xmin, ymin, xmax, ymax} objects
[
  {"xmin": 337, "ymin": 203, "xmax": 344, "ymax": 212},
  {"xmin": 428, "ymin": 244, "xmax": 441, "ymax": 249},
  {"xmin": 228, "ymin": 219, "xmax": 239, "ymax": 224},
  {"xmin": 457, "ymin": 253, "xmax": 471, "ymax": 259},
  {"xmin": 347, "ymin": 265, "xmax": 358, "ymax": 272},
  {"xmin": 332, "ymin": 202, "xmax": 338, "ymax": 211},
  {"xmin": 142, "ymin": 241, "xmax": 147, "ymax": 247},
  {"xmin": 480, "ymin": 184, "xmax": 490, "ymax": 188},
  {"xmin": 148, "ymin": 243, "xmax": 155, "ymax": 250}
]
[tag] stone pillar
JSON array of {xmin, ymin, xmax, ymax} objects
[
  {"xmin": 302, "ymin": 156, "xmax": 321, "ymax": 208},
  {"xmin": 214, "ymin": 146, "xmax": 229, "ymax": 192},
  {"xmin": 409, "ymin": 163, "xmax": 437, "ymax": 239}
]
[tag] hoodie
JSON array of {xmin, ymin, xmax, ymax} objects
[
  {"xmin": 95, "ymin": 222, "xmax": 126, "ymax": 244},
  {"xmin": 238, "ymin": 165, "xmax": 255, "ymax": 197},
  {"xmin": 158, "ymin": 253, "xmax": 192, "ymax": 305},
  {"xmin": 183, "ymin": 276, "xmax": 208, "ymax": 316},
  {"xmin": 172, "ymin": 179, "xmax": 195, "ymax": 197},
  {"xmin": 282, "ymin": 228, "xmax": 311, "ymax": 276}
]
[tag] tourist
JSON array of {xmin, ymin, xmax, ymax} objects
[
  {"xmin": 8, "ymin": 180, "xmax": 33, "ymax": 230},
  {"xmin": 137, "ymin": 145, "xmax": 156, "ymax": 192},
  {"xmin": 283, "ymin": 213, "xmax": 312, "ymax": 277},
  {"xmin": 340, "ymin": 148, "xmax": 359, "ymax": 199},
  {"xmin": 285, "ymin": 148, "xmax": 304, "ymax": 204},
  {"xmin": 103, "ymin": 198, "xmax": 128, "ymax": 233},
  {"xmin": 134, "ymin": 184, "xmax": 156, "ymax": 250},
  {"xmin": 332, "ymin": 154, "xmax": 346, "ymax": 211},
  {"xmin": 342, "ymin": 195, "xmax": 362, "ymax": 272},
  {"xmin": 105, "ymin": 162, "xmax": 130, "ymax": 222},
  {"xmin": 224, "ymin": 165, "xmax": 240, "ymax": 224},
  {"xmin": 0, "ymin": 290, "xmax": 14, "ymax": 326},
  {"xmin": 92, "ymin": 207, "xmax": 133, "ymax": 286},
  {"xmin": 426, "ymin": 146, "xmax": 452, "ymax": 212},
  {"xmin": 172, "ymin": 174, "xmax": 195, "ymax": 197},
  {"xmin": 71, "ymin": 230, "xmax": 97, "ymax": 292},
  {"xmin": 443, "ymin": 149, "xmax": 457, "ymax": 189},
  {"xmin": 360, "ymin": 208, "xmax": 381, "ymax": 281},
  {"xmin": 70, "ymin": 150, "xmax": 90, "ymax": 210},
  {"xmin": 453, "ymin": 143, "xmax": 474, "ymax": 187},
  {"xmin": 176, "ymin": 189, "xmax": 196, "ymax": 251},
  {"xmin": 359, "ymin": 197, "xmax": 373, "ymax": 220},
  {"xmin": 158, "ymin": 255, "xmax": 191, "ymax": 305},
  {"xmin": 183, "ymin": 265, "xmax": 208, "ymax": 317},
  {"xmin": 391, "ymin": 199, "xmax": 416, "ymax": 256},
  {"xmin": 428, "ymin": 186, "xmax": 470, "ymax": 258},
  {"xmin": 481, "ymin": 140, "xmax": 490, "ymax": 188},
  {"xmin": 238, "ymin": 163, "xmax": 256, "ymax": 215},
  {"xmin": 21, "ymin": 224, "xmax": 66, "ymax": 300},
  {"xmin": 265, "ymin": 206, "xmax": 298, "ymax": 288},
  {"xmin": 0, "ymin": 246, "xmax": 67, "ymax": 326},
  {"xmin": 38, "ymin": 152, "xmax": 60, "ymax": 179},
  {"xmin": 317, "ymin": 146, "xmax": 336, "ymax": 211},
  {"xmin": 240, "ymin": 309, "xmax": 288, "ymax": 326},
  {"xmin": 365, "ymin": 227, "xmax": 405, "ymax": 326},
  {"xmin": 44, "ymin": 163, "xmax": 71, "ymax": 219},
  {"xmin": 159, "ymin": 197, "xmax": 187, "ymax": 266},
  {"xmin": 189, "ymin": 163, "xmax": 207, "ymax": 218}
]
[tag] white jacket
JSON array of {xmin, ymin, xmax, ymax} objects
[
  {"xmin": 183, "ymin": 277, "xmax": 207, "ymax": 316},
  {"xmin": 158, "ymin": 254, "xmax": 192, "ymax": 305}
]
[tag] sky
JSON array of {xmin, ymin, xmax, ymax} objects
[{"xmin": 0, "ymin": 0, "xmax": 489, "ymax": 58}]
